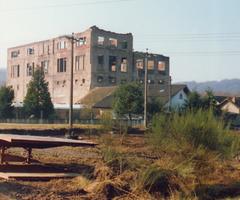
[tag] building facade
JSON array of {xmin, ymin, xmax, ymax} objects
[{"xmin": 7, "ymin": 26, "xmax": 170, "ymax": 105}]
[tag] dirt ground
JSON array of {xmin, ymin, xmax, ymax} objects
[{"xmin": 0, "ymin": 134, "xmax": 240, "ymax": 200}]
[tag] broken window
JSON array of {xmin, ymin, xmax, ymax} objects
[
  {"xmin": 76, "ymin": 37, "xmax": 87, "ymax": 46},
  {"xmin": 98, "ymin": 56, "xmax": 104, "ymax": 70},
  {"xmin": 57, "ymin": 41, "xmax": 67, "ymax": 50},
  {"xmin": 158, "ymin": 61, "xmax": 166, "ymax": 71},
  {"xmin": 109, "ymin": 38, "xmax": 117, "ymax": 47},
  {"xmin": 41, "ymin": 60, "xmax": 49, "ymax": 74},
  {"xmin": 136, "ymin": 59, "xmax": 144, "ymax": 69},
  {"xmin": 158, "ymin": 80, "xmax": 164, "ymax": 84},
  {"xmin": 26, "ymin": 63, "xmax": 34, "ymax": 76},
  {"xmin": 121, "ymin": 41, "xmax": 128, "ymax": 49},
  {"xmin": 98, "ymin": 55, "xmax": 104, "ymax": 66},
  {"xmin": 57, "ymin": 58, "xmax": 67, "ymax": 72},
  {"xmin": 147, "ymin": 60, "xmax": 155, "ymax": 70},
  {"xmin": 75, "ymin": 55, "xmax": 85, "ymax": 71},
  {"xmin": 121, "ymin": 79, "xmax": 127, "ymax": 84},
  {"xmin": 109, "ymin": 56, "xmax": 117, "ymax": 72},
  {"xmin": 11, "ymin": 65, "xmax": 20, "ymax": 78},
  {"xmin": 109, "ymin": 76, "xmax": 116, "ymax": 84},
  {"xmin": 148, "ymin": 79, "xmax": 154, "ymax": 84},
  {"xmin": 98, "ymin": 36, "xmax": 104, "ymax": 46},
  {"xmin": 120, "ymin": 58, "xmax": 127, "ymax": 72},
  {"xmin": 11, "ymin": 50, "xmax": 20, "ymax": 58},
  {"xmin": 27, "ymin": 48, "xmax": 34, "ymax": 55},
  {"xmin": 97, "ymin": 76, "xmax": 103, "ymax": 83}
]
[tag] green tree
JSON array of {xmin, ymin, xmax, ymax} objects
[
  {"xmin": 0, "ymin": 86, "xmax": 14, "ymax": 119},
  {"xmin": 113, "ymin": 82, "xmax": 143, "ymax": 120},
  {"xmin": 23, "ymin": 68, "xmax": 54, "ymax": 119},
  {"xmin": 148, "ymin": 97, "xmax": 164, "ymax": 117},
  {"xmin": 185, "ymin": 91, "xmax": 203, "ymax": 110}
]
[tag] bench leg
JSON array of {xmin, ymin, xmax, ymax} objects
[
  {"xmin": 25, "ymin": 148, "xmax": 32, "ymax": 164},
  {"xmin": 0, "ymin": 147, "xmax": 6, "ymax": 164}
]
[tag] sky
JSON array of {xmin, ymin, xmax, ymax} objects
[{"xmin": 0, "ymin": 0, "xmax": 240, "ymax": 82}]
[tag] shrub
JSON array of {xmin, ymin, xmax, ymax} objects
[{"xmin": 149, "ymin": 109, "xmax": 240, "ymax": 158}]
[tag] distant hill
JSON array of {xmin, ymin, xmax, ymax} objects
[
  {"xmin": 0, "ymin": 68, "xmax": 6, "ymax": 86},
  {"xmin": 181, "ymin": 79, "xmax": 240, "ymax": 96}
]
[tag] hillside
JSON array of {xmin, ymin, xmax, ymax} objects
[
  {"xmin": 181, "ymin": 79, "xmax": 240, "ymax": 95},
  {"xmin": 0, "ymin": 68, "xmax": 6, "ymax": 86}
]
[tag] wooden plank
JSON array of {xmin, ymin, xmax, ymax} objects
[
  {"xmin": 0, "ymin": 172, "xmax": 79, "ymax": 180},
  {"xmin": 0, "ymin": 134, "xmax": 97, "ymax": 148}
]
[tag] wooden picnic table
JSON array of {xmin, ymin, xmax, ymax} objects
[{"xmin": 0, "ymin": 134, "xmax": 97, "ymax": 164}]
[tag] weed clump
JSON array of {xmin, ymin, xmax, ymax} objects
[{"xmin": 149, "ymin": 109, "xmax": 240, "ymax": 158}]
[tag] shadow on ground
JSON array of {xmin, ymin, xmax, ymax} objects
[{"xmin": 195, "ymin": 182, "xmax": 240, "ymax": 200}]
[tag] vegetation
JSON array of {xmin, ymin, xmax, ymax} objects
[
  {"xmin": 23, "ymin": 68, "xmax": 54, "ymax": 119},
  {"xmin": 0, "ymin": 86, "xmax": 14, "ymax": 119},
  {"xmin": 150, "ymin": 109, "xmax": 239, "ymax": 157},
  {"xmin": 113, "ymin": 82, "xmax": 143, "ymax": 120}
]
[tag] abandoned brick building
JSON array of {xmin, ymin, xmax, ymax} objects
[{"xmin": 7, "ymin": 26, "xmax": 170, "ymax": 106}]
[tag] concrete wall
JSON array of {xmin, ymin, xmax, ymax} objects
[{"xmin": 7, "ymin": 26, "xmax": 170, "ymax": 105}]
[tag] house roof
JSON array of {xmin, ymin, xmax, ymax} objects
[
  {"xmin": 218, "ymin": 97, "xmax": 240, "ymax": 108},
  {"xmin": 214, "ymin": 96, "xmax": 228, "ymax": 104},
  {"xmin": 77, "ymin": 86, "xmax": 117, "ymax": 108},
  {"xmin": 148, "ymin": 84, "xmax": 190, "ymax": 104},
  {"xmin": 78, "ymin": 84, "xmax": 190, "ymax": 109}
]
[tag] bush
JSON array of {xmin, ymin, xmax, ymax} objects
[{"xmin": 149, "ymin": 109, "xmax": 240, "ymax": 158}]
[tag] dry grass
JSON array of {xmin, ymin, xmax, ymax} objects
[
  {"xmin": 0, "ymin": 123, "xmax": 101, "ymax": 130},
  {"xmin": 0, "ymin": 134, "xmax": 240, "ymax": 199}
]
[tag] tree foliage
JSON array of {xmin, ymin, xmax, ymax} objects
[
  {"xmin": 185, "ymin": 89, "xmax": 220, "ymax": 114},
  {"xmin": 0, "ymin": 86, "xmax": 14, "ymax": 119},
  {"xmin": 23, "ymin": 68, "xmax": 54, "ymax": 119},
  {"xmin": 148, "ymin": 97, "xmax": 164, "ymax": 117},
  {"xmin": 113, "ymin": 82, "xmax": 143, "ymax": 120}
]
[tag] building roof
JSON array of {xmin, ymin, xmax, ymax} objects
[
  {"xmin": 77, "ymin": 86, "xmax": 117, "ymax": 108},
  {"xmin": 78, "ymin": 84, "xmax": 190, "ymax": 109},
  {"xmin": 218, "ymin": 96, "xmax": 240, "ymax": 108}
]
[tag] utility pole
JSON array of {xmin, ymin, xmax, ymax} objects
[
  {"xmin": 69, "ymin": 32, "xmax": 74, "ymax": 136},
  {"xmin": 144, "ymin": 49, "xmax": 148, "ymax": 128},
  {"xmin": 61, "ymin": 33, "xmax": 80, "ymax": 138},
  {"xmin": 168, "ymin": 76, "xmax": 172, "ymax": 113}
]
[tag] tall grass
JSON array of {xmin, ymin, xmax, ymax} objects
[{"xmin": 149, "ymin": 109, "xmax": 240, "ymax": 158}]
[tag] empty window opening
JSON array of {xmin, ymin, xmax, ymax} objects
[
  {"xmin": 109, "ymin": 76, "xmax": 116, "ymax": 84},
  {"xmin": 41, "ymin": 60, "xmax": 49, "ymax": 74},
  {"xmin": 147, "ymin": 60, "xmax": 155, "ymax": 70},
  {"xmin": 121, "ymin": 58, "xmax": 127, "ymax": 72},
  {"xmin": 57, "ymin": 58, "xmax": 67, "ymax": 72},
  {"xmin": 109, "ymin": 38, "xmax": 117, "ymax": 47},
  {"xmin": 27, "ymin": 48, "xmax": 34, "ymax": 55},
  {"xmin": 158, "ymin": 61, "xmax": 166, "ymax": 71},
  {"xmin": 57, "ymin": 41, "xmax": 67, "ymax": 50},
  {"xmin": 148, "ymin": 79, "xmax": 154, "ymax": 84},
  {"xmin": 136, "ymin": 59, "xmax": 144, "ymax": 69},
  {"xmin": 97, "ymin": 76, "xmax": 103, "ymax": 83},
  {"xmin": 121, "ymin": 41, "xmax": 128, "ymax": 49},
  {"xmin": 75, "ymin": 55, "xmax": 85, "ymax": 71},
  {"xmin": 76, "ymin": 37, "xmax": 87, "ymax": 46},
  {"xmin": 26, "ymin": 63, "xmax": 34, "ymax": 76},
  {"xmin": 98, "ymin": 36, "xmax": 104, "ymax": 45},
  {"xmin": 109, "ymin": 56, "xmax": 117, "ymax": 72},
  {"xmin": 158, "ymin": 80, "xmax": 164, "ymax": 84},
  {"xmin": 11, "ymin": 65, "xmax": 20, "ymax": 78},
  {"xmin": 11, "ymin": 50, "xmax": 20, "ymax": 58}
]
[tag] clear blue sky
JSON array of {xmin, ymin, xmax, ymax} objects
[{"xmin": 0, "ymin": 0, "xmax": 240, "ymax": 82}]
